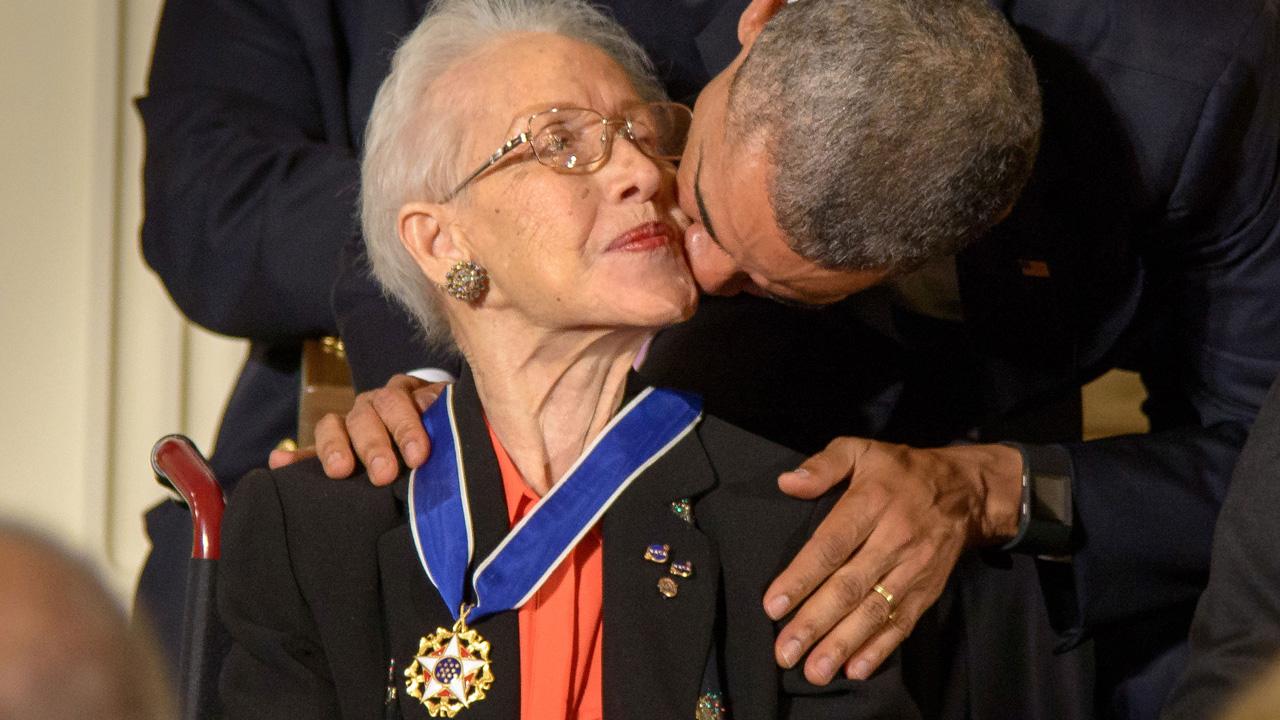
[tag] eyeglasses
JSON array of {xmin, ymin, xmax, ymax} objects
[{"xmin": 443, "ymin": 102, "xmax": 692, "ymax": 201}]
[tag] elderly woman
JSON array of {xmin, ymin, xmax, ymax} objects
[{"xmin": 217, "ymin": 1, "xmax": 919, "ymax": 718}]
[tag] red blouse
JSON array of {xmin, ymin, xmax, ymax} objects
[{"xmin": 489, "ymin": 426, "xmax": 605, "ymax": 720}]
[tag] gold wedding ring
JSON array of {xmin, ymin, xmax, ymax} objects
[{"xmin": 870, "ymin": 579, "xmax": 901, "ymax": 620}]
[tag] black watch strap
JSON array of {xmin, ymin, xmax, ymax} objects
[{"xmin": 999, "ymin": 442, "xmax": 1074, "ymax": 556}]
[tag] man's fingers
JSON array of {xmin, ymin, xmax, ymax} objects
[
  {"xmin": 778, "ymin": 436, "xmax": 870, "ymax": 500},
  {"xmin": 411, "ymin": 384, "xmax": 445, "ymax": 414},
  {"xmin": 385, "ymin": 372, "xmax": 430, "ymax": 393},
  {"xmin": 843, "ymin": 590, "xmax": 927, "ymax": 681},
  {"xmin": 794, "ymin": 526, "xmax": 952, "ymax": 684},
  {"xmin": 315, "ymin": 413, "xmax": 357, "ymax": 479},
  {"xmin": 799, "ymin": 560, "xmax": 918, "ymax": 685},
  {"xmin": 314, "ymin": 375, "xmax": 448, "ymax": 486},
  {"xmin": 268, "ymin": 446, "xmax": 317, "ymax": 469},
  {"xmin": 765, "ymin": 481, "xmax": 884, "ymax": 621},
  {"xmin": 777, "ymin": 468, "xmax": 836, "ymax": 499},
  {"xmin": 345, "ymin": 396, "xmax": 400, "ymax": 485},
  {"xmin": 798, "ymin": 590, "xmax": 894, "ymax": 685},
  {"xmin": 369, "ymin": 384, "xmax": 433, "ymax": 468},
  {"xmin": 772, "ymin": 534, "xmax": 894, "ymax": 669}
]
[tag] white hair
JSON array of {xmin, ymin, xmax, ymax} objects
[{"xmin": 360, "ymin": 0, "xmax": 665, "ymax": 343}]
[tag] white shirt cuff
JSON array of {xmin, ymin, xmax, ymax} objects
[{"xmin": 406, "ymin": 367, "xmax": 457, "ymax": 384}]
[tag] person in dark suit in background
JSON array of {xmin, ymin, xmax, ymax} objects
[
  {"xmin": 319, "ymin": 1, "xmax": 1280, "ymax": 718},
  {"xmin": 218, "ymin": 2, "xmax": 937, "ymax": 715},
  {"xmin": 1162, "ymin": 372, "xmax": 1280, "ymax": 720},
  {"xmin": 133, "ymin": 0, "xmax": 743, "ymax": 670}
]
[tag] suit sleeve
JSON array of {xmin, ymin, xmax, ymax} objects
[
  {"xmin": 218, "ymin": 469, "xmax": 341, "ymax": 719},
  {"xmin": 1161, "ymin": 376, "xmax": 1280, "ymax": 719},
  {"xmin": 1049, "ymin": 6, "xmax": 1280, "ymax": 636},
  {"xmin": 137, "ymin": 0, "xmax": 354, "ymax": 341}
]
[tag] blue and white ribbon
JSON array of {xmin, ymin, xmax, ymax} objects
[{"xmin": 409, "ymin": 385, "xmax": 702, "ymax": 621}]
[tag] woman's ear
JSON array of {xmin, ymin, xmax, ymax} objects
[
  {"xmin": 398, "ymin": 201, "xmax": 468, "ymax": 284},
  {"xmin": 738, "ymin": 0, "xmax": 786, "ymax": 46}
]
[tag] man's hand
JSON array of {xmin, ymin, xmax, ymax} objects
[
  {"xmin": 268, "ymin": 374, "xmax": 446, "ymax": 485},
  {"xmin": 766, "ymin": 438, "xmax": 1023, "ymax": 685}
]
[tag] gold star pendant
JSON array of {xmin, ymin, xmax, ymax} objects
[{"xmin": 405, "ymin": 612, "xmax": 494, "ymax": 717}]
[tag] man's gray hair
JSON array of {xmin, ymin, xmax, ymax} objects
[
  {"xmin": 730, "ymin": 0, "xmax": 1042, "ymax": 273},
  {"xmin": 361, "ymin": 0, "xmax": 665, "ymax": 342}
]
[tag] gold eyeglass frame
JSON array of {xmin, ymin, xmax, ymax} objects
[{"xmin": 441, "ymin": 102, "xmax": 692, "ymax": 202}]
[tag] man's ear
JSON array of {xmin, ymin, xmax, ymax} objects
[
  {"xmin": 398, "ymin": 201, "xmax": 468, "ymax": 285},
  {"xmin": 738, "ymin": 0, "xmax": 786, "ymax": 46}
]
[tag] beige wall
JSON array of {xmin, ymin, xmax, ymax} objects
[{"xmin": 0, "ymin": 0, "xmax": 247, "ymax": 598}]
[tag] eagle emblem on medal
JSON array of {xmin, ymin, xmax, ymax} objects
[{"xmin": 405, "ymin": 611, "xmax": 494, "ymax": 717}]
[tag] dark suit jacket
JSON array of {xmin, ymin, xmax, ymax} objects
[
  {"xmin": 218, "ymin": 370, "xmax": 921, "ymax": 719},
  {"xmin": 1161, "ymin": 373, "xmax": 1280, "ymax": 720},
  {"xmin": 134, "ymin": 0, "xmax": 745, "ymax": 668}
]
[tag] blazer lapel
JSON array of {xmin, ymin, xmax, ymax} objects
[
  {"xmin": 602, "ymin": 422, "xmax": 720, "ymax": 720},
  {"xmin": 380, "ymin": 371, "xmax": 524, "ymax": 720}
]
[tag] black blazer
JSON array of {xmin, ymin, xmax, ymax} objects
[{"xmin": 217, "ymin": 370, "xmax": 921, "ymax": 719}]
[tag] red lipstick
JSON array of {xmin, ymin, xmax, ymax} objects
[{"xmin": 607, "ymin": 221, "xmax": 676, "ymax": 252}]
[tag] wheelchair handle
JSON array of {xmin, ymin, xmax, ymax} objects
[{"xmin": 151, "ymin": 434, "xmax": 225, "ymax": 560}]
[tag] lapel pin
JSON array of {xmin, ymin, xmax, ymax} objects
[
  {"xmin": 671, "ymin": 498, "xmax": 694, "ymax": 524},
  {"xmin": 669, "ymin": 560, "xmax": 693, "ymax": 578},
  {"xmin": 696, "ymin": 690, "xmax": 727, "ymax": 720},
  {"xmin": 385, "ymin": 658, "xmax": 397, "ymax": 704},
  {"xmin": 644, "ymin": 543, "xmax": 670, "ymax": 563},
  {"xmin": 1018, "ymin": 258, "xmax": 1051, "ymax": 278},
  {"xmin": 657, "ymin": 576, "xmax": 679, "ymax": 598}
]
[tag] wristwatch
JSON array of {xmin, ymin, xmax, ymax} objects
[{"xmin": 999, "ymin": 442, "xmax": 1074, "ymax": 556}]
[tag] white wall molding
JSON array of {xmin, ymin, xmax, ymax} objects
[{"xmin": 0, "ymin": 0, "xmax": 247, "ymax": 601}]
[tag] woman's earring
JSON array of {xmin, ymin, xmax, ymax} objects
[{"xmin": 442, "ymin": 260, "xmax": 489, "ymax": 302}]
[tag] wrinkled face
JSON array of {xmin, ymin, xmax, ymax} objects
[
  {"xmin": 675, "ymin": 34, "xmax": 887, "ymax": 305},
  {"xmin": 436, "ymin": 34, "xmax": 697, "ymax": 335}
]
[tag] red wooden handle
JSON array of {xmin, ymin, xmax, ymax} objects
[{"xmin": 151, "ymin": 435, "xmax": 225, "ymax": 560}]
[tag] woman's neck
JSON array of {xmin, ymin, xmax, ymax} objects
[{"xmin": 457, "ymin": 324, "xmax": 649, "ymax": 495}]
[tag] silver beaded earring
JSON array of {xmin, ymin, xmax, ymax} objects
[{"xmin": 442, "ymin": 260, "xmax": 489, "ymax": 302}]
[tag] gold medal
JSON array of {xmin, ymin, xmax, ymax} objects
[{"xmin": 404, "ymin": 607, "xmax": 494, "ymax": 717}]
